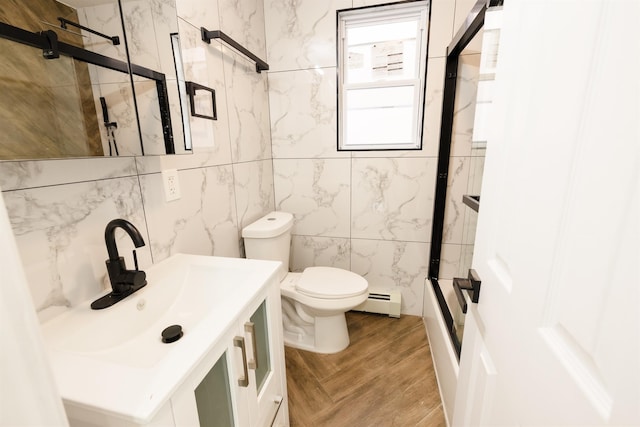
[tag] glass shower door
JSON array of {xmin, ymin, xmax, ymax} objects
[{"xmin": 428, "ymin": 1, "xmax": 502, "ymax": 358}]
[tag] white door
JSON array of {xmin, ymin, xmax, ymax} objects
[
  {"xmin": 0, "ymin": 192, "xmax": 70, "ymax": 426},
  {"xmin": 453, "ymin": 1, "xmax": 639, "ymax": 426}
]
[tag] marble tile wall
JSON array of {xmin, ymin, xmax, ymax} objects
[
  {"xmin": 0, "ymin": 0, "xmax": 274, "ymax": 322},
  {"xmin": 265, "ymin": 0, "xmax": 478, "ymax": 316},
  {"xmin": 1, "ymin": 0, "xmax": 480, "ymax": 321}
]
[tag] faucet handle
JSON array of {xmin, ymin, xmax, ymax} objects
[{"xmin": 133, "ymin": 249, "xmax": 139, "ymax": 271}]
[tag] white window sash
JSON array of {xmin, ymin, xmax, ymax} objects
[{"xmin": 338, "ymin": 1, "xmax": 429, "ymax": 151}]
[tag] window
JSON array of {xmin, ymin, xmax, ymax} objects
[{"xmin": 337, "ymin": 1, "xmax": 429, "ymax": 151}]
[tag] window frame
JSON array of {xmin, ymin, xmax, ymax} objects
[{"xmin": 337, "ymin": 1, "xmax": 430, "ymax": 151}]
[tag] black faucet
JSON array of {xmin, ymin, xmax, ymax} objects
[{"xmin": 91, "ymin": 219, "xmax": 147, "ymax": 310}]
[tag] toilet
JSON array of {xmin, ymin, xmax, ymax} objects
[{"xmin": 242, "ymin": 211, "xmax": 369, "ymax": 354}]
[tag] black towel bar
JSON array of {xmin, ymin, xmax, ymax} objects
[
  {"xmin": 58, "ymin": 17, "xmax": 120, "ymax": 45},
  {"xmin": 200, "ymin": 28, "xmax": 269, "ymax": 73}
]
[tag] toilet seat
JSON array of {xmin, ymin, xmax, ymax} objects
[{"xmin": 296, "ymin": 267, "xmax": 368, "ymax": 299}]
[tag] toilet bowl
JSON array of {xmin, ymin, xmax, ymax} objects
[
  {"xmin": 280, "ymin": 267, "xmax": 368, "ymax": 353},
  {"xmin": 242, "ymin": 211, "xmax": 369, "ymax": 354}
]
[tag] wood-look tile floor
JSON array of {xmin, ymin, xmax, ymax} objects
[{"xmin": 284, "ymin": 311, "xmax": 446, "ymax": 427}]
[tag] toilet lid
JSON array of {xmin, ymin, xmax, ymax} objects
[{"xmin": 296, "ymin": 267, "xmax": 368, "ymax": 299}]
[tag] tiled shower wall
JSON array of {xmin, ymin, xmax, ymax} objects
[
  {"xmin": 265, "ymin": 0, "xmax": 477, "ymax": 315},
  {"xmin": 0, "ymin": 0, "xmax": 274, "ymax": 322}
]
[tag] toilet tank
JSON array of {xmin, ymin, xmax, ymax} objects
[{"xmin": 242, "ymin": 211, "xmax": 294, "ymax": 282}]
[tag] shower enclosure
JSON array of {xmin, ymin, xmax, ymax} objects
[
  {"xmin": 422, "ymin": 1, "xmax": 502, "ymax": 422},
  {"xmin": 428, "ymin": 0, "xmax": 502, "ymax": 359}
]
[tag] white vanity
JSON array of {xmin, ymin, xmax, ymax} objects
[{"xmin": 41, "ymin": 254, "xmax": 289, "ymax": 427}]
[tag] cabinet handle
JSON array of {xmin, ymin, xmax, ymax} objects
[
  {"xmin": 245, "ymin": 321, "xmax": 258, "ymax": 370},
  {"xmin": 233, "ymin": 336, "xmax": 249, "ymax": 387}
]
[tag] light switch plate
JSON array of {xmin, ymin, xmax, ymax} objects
[{"xmin": 162, "ymin": 169, "xmax": 181, "ymax": 202}]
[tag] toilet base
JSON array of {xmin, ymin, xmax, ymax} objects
[{"xmin": 283, "ymin": 312, "xmax": 350, "ymax": 354}]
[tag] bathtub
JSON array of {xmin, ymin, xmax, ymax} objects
[{"xmin": 423, "ymin": 277, "xmax": 460, "ymax": 426}]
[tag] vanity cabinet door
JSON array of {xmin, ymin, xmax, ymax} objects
[
  {"xmin": 171, "ymin": 279, "xmax": 288, "ymax": 427},
  {"xmin": 171, "ymin": 329, "xmax": 250, "ymax": 427},
  {"xmin": 240, "ymin": 283, "xmax": 288, "ymax": 427},
  {"xmin": 193, "ymin": 353, "xmax": 236, "ymax": 427}
]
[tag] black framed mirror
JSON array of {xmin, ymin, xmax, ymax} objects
[{"xmin": 0, "ymin": 0, "xmax": 189, "ymax": 160}]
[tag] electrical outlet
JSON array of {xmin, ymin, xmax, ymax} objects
[{"xmin": 162, "ymin": 169, "xmax": 181, "ymax": 202}]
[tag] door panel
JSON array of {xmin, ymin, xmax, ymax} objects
[{"xmin": 455, "ymin": 0, "xmax": 639, "ymax": 425}]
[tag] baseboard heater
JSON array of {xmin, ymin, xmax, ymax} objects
[{"xmin": 353, "ymin": 290, "xmax": 401, "ymax": 318}]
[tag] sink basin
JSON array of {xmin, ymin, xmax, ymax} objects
[
  {"xmin": 41, "ymin": 254, "xmax": 281, "ymax": 423},
  {"xmin": 47, "ymin": 256, "xmax": 250, "ymax": 362}
]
